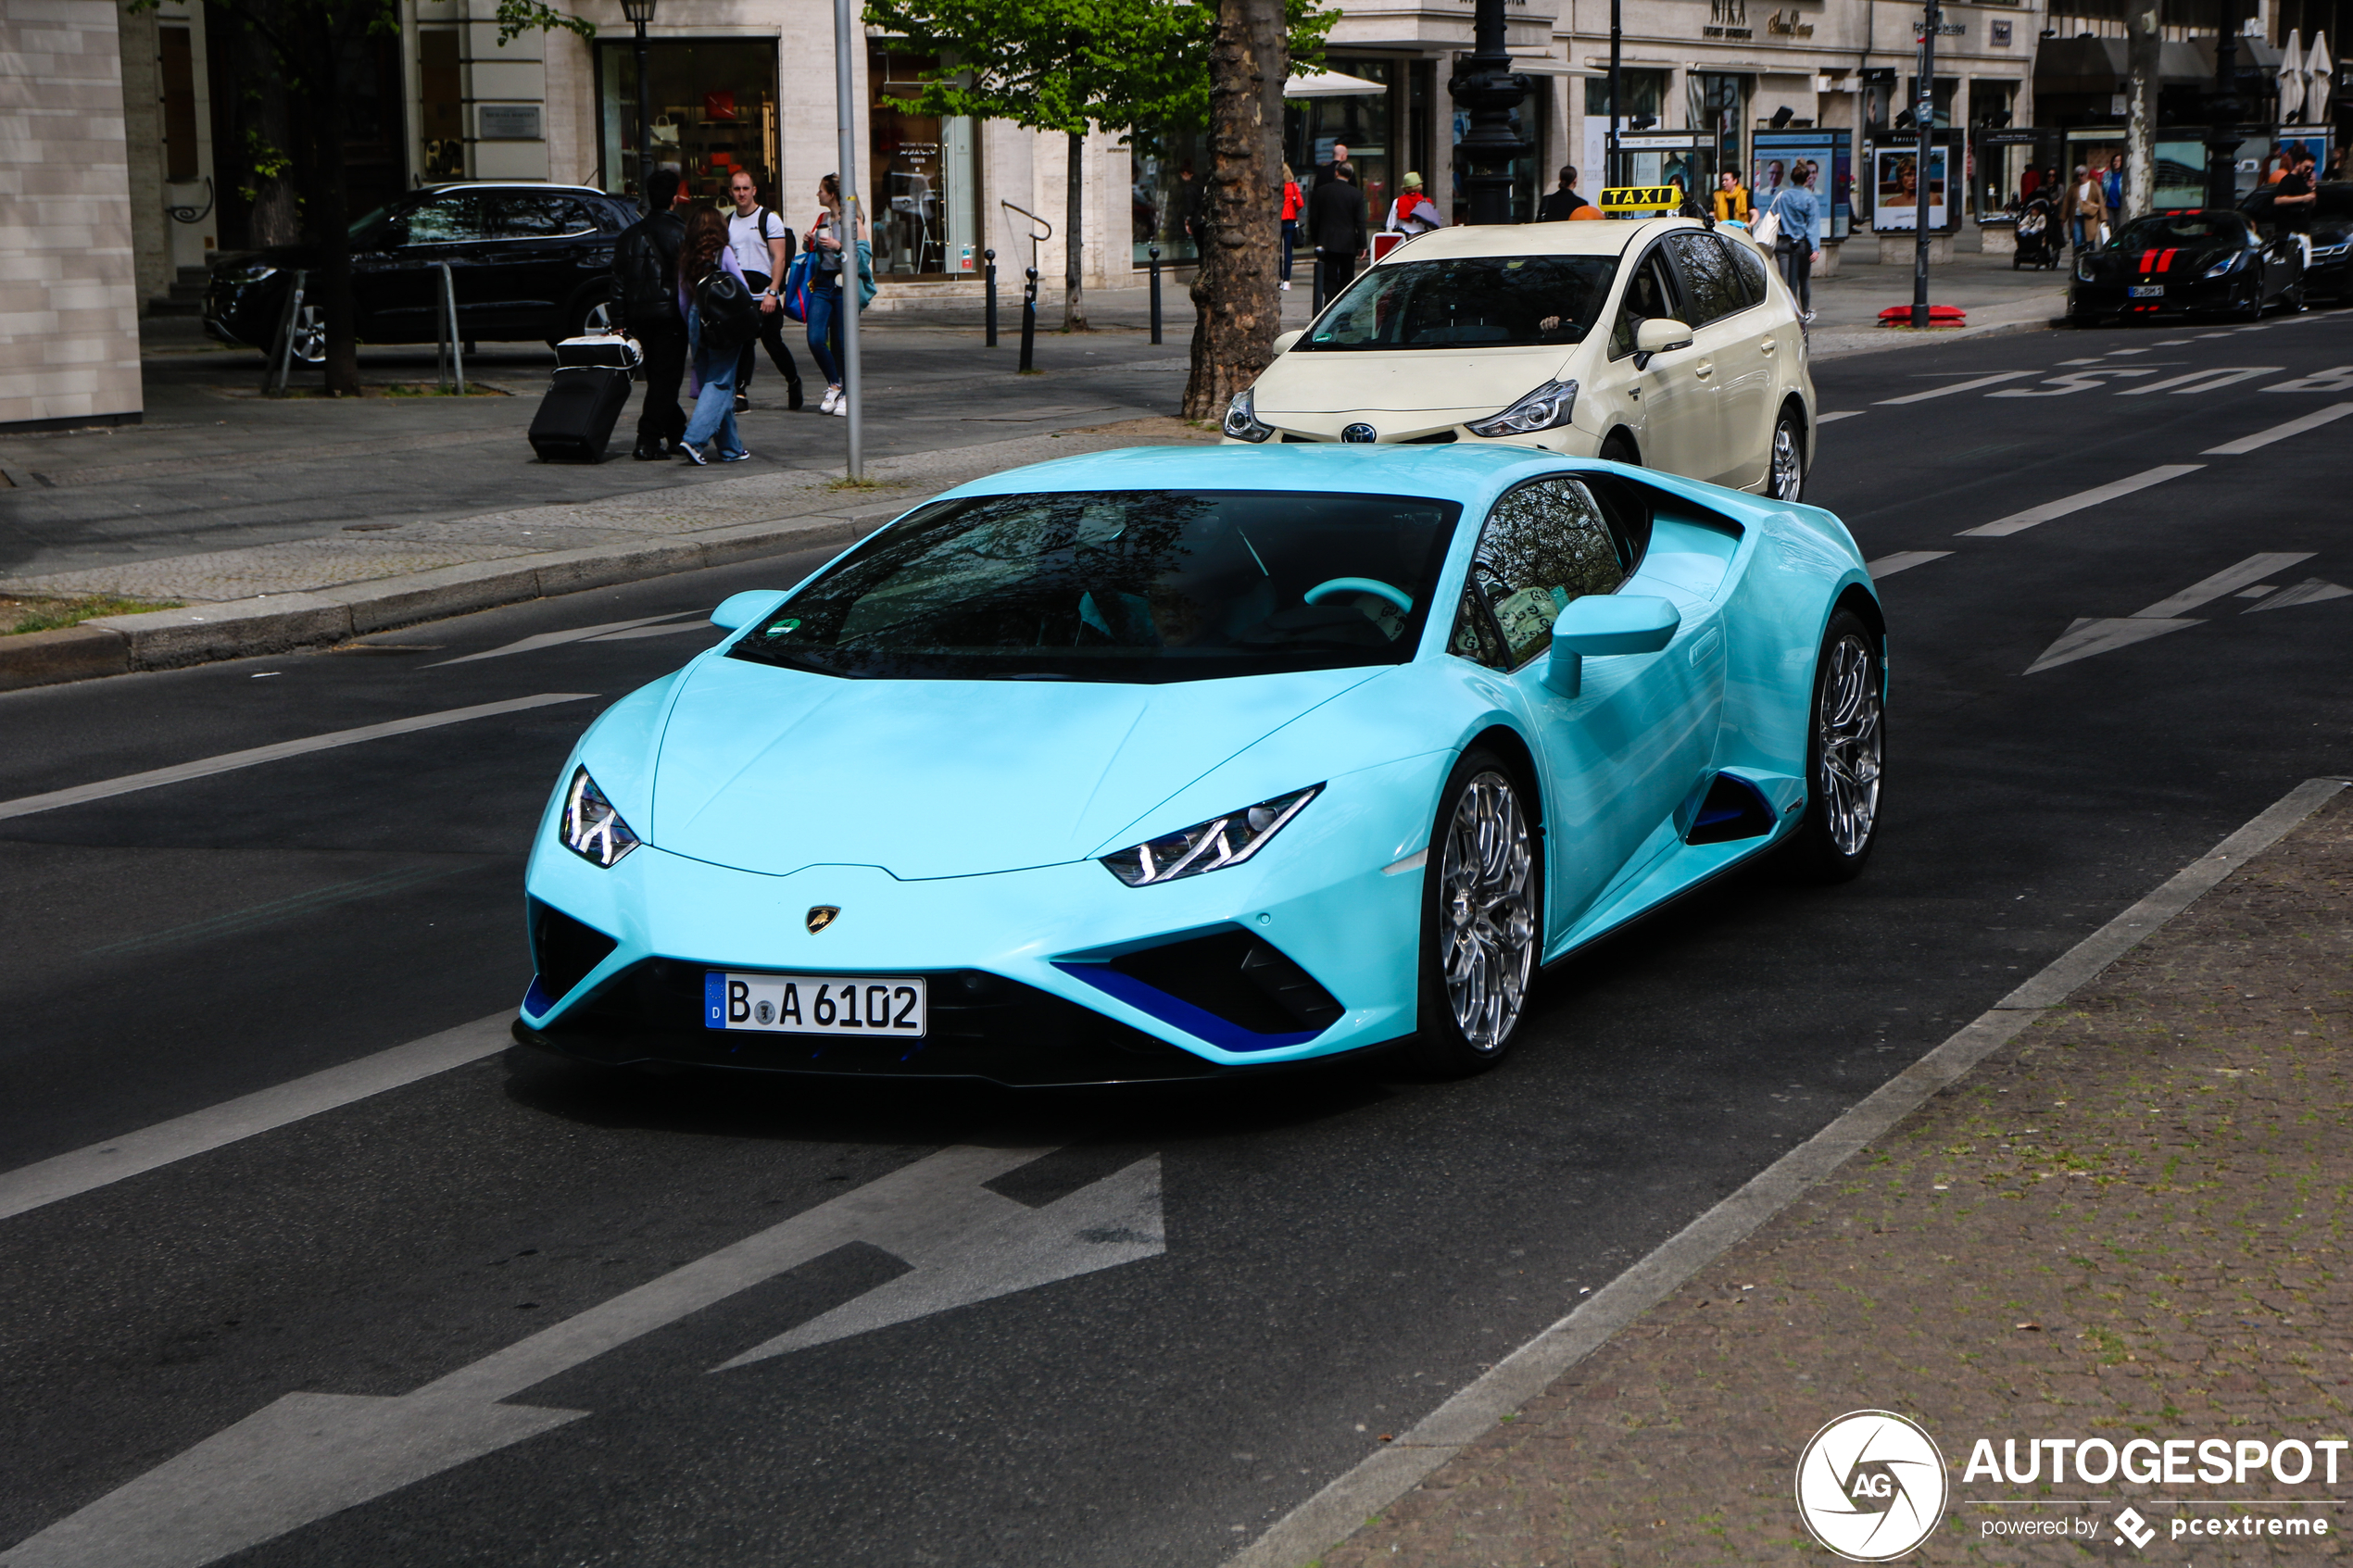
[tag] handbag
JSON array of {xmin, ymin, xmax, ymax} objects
[
  {"xmin": 1751, "ymin": 202, "xmax": 1781, "ymax": 250},
  {"xmin": 781, "ymin": 251, "xmax": 813, "ymax": 322},
  {"xmin": 694, "ymin": 267, "xmax": 761, "ymax": 351}
]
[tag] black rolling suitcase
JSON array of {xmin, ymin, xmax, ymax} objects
[{"xmin": 528, "ymin": 334, "xmax": 643, "ymax": 462}]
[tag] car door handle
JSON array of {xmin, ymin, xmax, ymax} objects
[
  {"xmin": 1692, "ymin": 360, "xmax": 1714, "ymax": 379},
  {"xmin": 1758, "ymin": 338, "xmax": 1776, "ymax": 355}
]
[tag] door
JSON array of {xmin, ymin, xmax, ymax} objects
[
  {"xmin": 1667, "ymin": 232, "xmax": 1777, "ymax": 488},
  {"xmin": 1451, "ymin": 475, "xmax": 1724, "ymax": 932},
  {"xmin": 476, "ymin": 192, "xmax": 605, "ymax": 335},
  {"xmin": 1606, "ymin": 245, "xmax": 1722, "ymax": 483},
  {"xmin": 365, "ymin": 190, "xmax": 492, "ymax": 342}
]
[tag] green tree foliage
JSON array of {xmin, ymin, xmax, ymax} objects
[{"xmin": 862, "ymin": 0, "xmax": 1331, "ymax": 328}]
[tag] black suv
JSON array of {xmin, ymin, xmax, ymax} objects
[{"xmin": 205, "ymin": 182, "xmax": 644, "ymax": 360}]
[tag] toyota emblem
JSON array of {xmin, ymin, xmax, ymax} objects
[{"xmin": 1341, "ymin": 422, "xmax": 1378, "ymax": 444}]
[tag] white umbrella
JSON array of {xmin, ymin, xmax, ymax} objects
[
  {"xmin": 2309, "ymin": 32, "xmax": 2334, "ymax": 125},
  {"xmin": 1284, "ymin": 69, "xmax": 1388, "ymax": 98},
  {"xmin": 2277, "ymin": 29, "xmax": 2307, "ymax": 122}
]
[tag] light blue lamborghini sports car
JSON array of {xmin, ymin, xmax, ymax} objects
[{"xmin": 516, "ymin": 444, "xmax": 1884, "ymax": 1084}]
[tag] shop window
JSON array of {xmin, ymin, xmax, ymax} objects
[
  {"xmin": 161, "ymin": 27, "xmax": 199, "ymax": 181},
  {"xmin": 869, "ymin": 44, "xmax": 980, "ymax": 280},
  {"xmin": 420, "ymin": 29, "xmax": 463, "ymax": 181},
  {"xmin": 1132, "ymin": 128, "xmax": 1211, "ymax": 265},
  {"xmin": 1287, "ymin": 58, "xmax": 1399, "ymax": 224},
  {"xmin": 598, "ymin": 41, "xmax": 779, "ymax": 204}
]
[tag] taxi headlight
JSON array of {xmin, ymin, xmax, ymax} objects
[
  {"xmin": 560, "ymin": 767, "xmax": 640, "ymax": 868},
  {"xmin": 1466, "ymin": 379, "xmax": 1579, "ymax": 438},
  {"xmin": 1223, "ymin": 386, "xmax": 1274, "ymax": 443},
  {"xmin": 1101, "ymin": 785, "xmax": 1320, "ymax": 886}
]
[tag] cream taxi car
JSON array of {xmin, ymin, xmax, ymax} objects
[{"xmin": 1224, "ymin": 216, "xmax": 1817, "ymax": 502}]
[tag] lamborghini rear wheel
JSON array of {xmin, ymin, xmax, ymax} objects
[
  {"xmin": 1408, "ymin": 748, "xmax": 1541, "ymax": 1076},
  {"xmin": 1786, "ymin": 609, "xmax": 1884, "ymax": 884}
]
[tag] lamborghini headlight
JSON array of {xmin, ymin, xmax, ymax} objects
[
  {"xmin": 1101, "ymin": 785, "xmax": 1321, "ymax": 886},
  {"xmin": 1466, "ymin": 379, "xmax": 1579, "ymax": 438},
  {"xmin": 1223, "ymin": 386, "xmax": 1274, "ymax": 443},
  {"xmin": 560, "ymin": 767, "xmax": 640, "ymax": 868},
  {"xmin": 2204, "ymin": 253, "xmax": 2243, "ymax": 278}
]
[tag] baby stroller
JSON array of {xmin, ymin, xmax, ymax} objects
[{"xmin": 2012, "ymin": 197, "xmax": 2061, "ymax": 270}]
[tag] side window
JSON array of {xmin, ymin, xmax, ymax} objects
[
  {"xmin": 1727, "ymin": 235, "xmax": 1769, "ymax": 307},
  {"xmin": 398, "ymin": 194, "xmax": 484, "ymax": 245},
  {"xmin": 485, "ymin": 194, "xmax": 590, "ymax": 238},
  {"xmin": 1610, "ymin": 248, "xmax": 1685, "ymax": 359},
  {"xmin": 1467, "ymin": 479, "xmax": 1629, "ymax": 667},
  {"xmin": 1666, "ymin": 233, "xmax": 1747, "ymax": 324},
  {"xmin": 1447, "ymin": 590, "xmax": 1508, "ymax": 669}
]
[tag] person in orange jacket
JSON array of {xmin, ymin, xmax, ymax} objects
[{"xmin": 1280, "ymin": 163, "xmax": 1302, "ymax": 291}]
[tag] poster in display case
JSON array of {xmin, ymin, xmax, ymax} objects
[
  {"xmin": 1871, "ymin": 145, "xmax": 1948, "ymax": 231},
  {"xmin": 1752, "ymin": 130, "xmax": 1852, "ymax": 239}
]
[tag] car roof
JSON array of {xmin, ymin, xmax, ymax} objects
[
  {"xmin": 1370, "ymin": 215, "xmax": 1698, "ymax": 267},
  {"xmin": 939, "ymin": 442, "xmax": 1596, "ymax": 503},
  {"xmin": 412, "ymin": 182, "xmax": 618, "ymax": 199}
]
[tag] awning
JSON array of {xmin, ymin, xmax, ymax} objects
[
  {"xmin": 2031, "ymin": 34, "xmax": 2283, "ymax": 94},
  {"xmin": 1284, "ymin": 69, "xmax": 1388, "ymax": 98}
]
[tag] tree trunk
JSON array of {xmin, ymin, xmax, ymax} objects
[
  {"xmin": 2125, "ymin": 0, "xmax": 2162, "ymax": 221},
  {"xmin": 1064, "ymin": 128, "xmax": 1088, "ymax": 331},
  {"xmin": 289, "ymin": 3, "xmax": 360, "ymax": 395},
  {"xmin": 1180, "ymin": 0, "xmax": 1286, "ymax": 421}
]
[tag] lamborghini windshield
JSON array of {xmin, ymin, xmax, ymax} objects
[
  {"xmin": 729, "ymin": 489, "xmax": 1460, "ymax": 683},
  {"xmin": 1302, "ymin": 256, "xmax": 1619, "ymax": 350}
]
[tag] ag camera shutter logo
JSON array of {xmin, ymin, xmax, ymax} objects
[{"xmin": 1795, "ymin": 1411, "xmax": 1950, "ymax": 1561}]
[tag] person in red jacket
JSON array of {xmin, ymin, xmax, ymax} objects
[{"xmin": 1279, "ymin": 163, "xmax": 1302, "ymax": 291}]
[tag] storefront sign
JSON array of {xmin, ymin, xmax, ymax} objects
[
  {"xmin": 478, "ymin": 104, "xmax": 541, "ymax": 141},
  {"xmin": 1767, "ymin": 11, "xmax": 1815, "ymax": 37}
]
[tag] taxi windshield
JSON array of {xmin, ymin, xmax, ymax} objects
[
  {"xmin": 729, "ymin": 489, "xmax": 1461, "ymax": 684},
  {"xmin": 2113, "ymin": 214, "xmax": 2251, "ymax": 248},
  {"xmin": 1302, "ymin": 256, "xmax": 1618, "ymax": 350}
]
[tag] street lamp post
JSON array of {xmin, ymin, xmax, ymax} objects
[
  {"xmin": 2206, "ymin": 2, "xmax": 2246, "ymax": 210},
  {"xmin": 833, "ymin": 0, "xmax": 863, "ymax": 478},
  {"xmin": 620, "ymin": 0, "xmax": 656, "ymax": 199},
  {"xmin": 1449, "ymin": 0, "xmax": 1535, "ymax": 224},
  {"xmin": 1911, "ymin": 0, "xmax": 1940, "ymax": 329}
]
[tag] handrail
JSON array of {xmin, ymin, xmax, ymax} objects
[{"xmin": 1000, "ymin": 200, "xmax": 1052, "ymax": 273}]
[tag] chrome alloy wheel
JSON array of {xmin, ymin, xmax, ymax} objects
[
  {"xmin": 1770, "ymin": 419, "xmax": 1804, "ymax": 502},
  {"xmin": 291, "ymin": 304, "xmax": 325, "ymax": 364},
  {"xmin": 1816, "ymin": 633, "xmax": 1883, "ymax": 857},
  {"xmin": 1438, "ymin": 771, "xmax": 1537, "ymax": 1051}
]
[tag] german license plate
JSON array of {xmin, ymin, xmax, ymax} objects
[
  {"xmin": 2129, "ymin": 284, "xmax": 2164, "ymax": 297},
  {"xmin": 705, "ymin": 971, "xmax": 925, "ymax": 1037}
]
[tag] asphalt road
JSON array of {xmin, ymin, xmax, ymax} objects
[{"xmin": 4, "ymin": 309, "xmax": 2351, "ymax": 1568}]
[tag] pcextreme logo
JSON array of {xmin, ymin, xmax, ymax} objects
[{"xmin": 1795, "ymin": 1411, "xmax": 1951, "ymax": 1562}]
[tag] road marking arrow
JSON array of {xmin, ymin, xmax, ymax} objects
[
  {"xmin": 2026, "ymin": 552, "xmax": 2316, "ymax": 673},
  {"xmin": 0, "ymin": 1146, "xmax": 1164, "ymax": 1568},
  {"xmin": 2245, "ymin": 576, "xmax": 2352, "ymax": 611}
]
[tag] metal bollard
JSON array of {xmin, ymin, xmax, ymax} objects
[
  {"xmin": 1312, "ymin": 254, "xmax": 1325, "ymax": 315},
  {"xmin": 1148, "ymin": 245, "xmax": 1162, "ymax": 345},
  {"xmin": 984, "ymin": 249, "xmax": 998, "ymax": 347},
  {"xmin": 1019, "ymin": 266, "xmax": 1038, "ymax": 372}
]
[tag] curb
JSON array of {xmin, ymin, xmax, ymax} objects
[{"xmin": 0, "ymin": 508, "xmax": 887, "ymax": 692}]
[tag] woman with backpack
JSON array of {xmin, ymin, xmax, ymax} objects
[
  {"xmin": 675, "ymin": 205, "xmax": 753, "ymax": 465},
  {"xmin": 804, "ymin": 174, "xmax": 865, "ymax": 417}
]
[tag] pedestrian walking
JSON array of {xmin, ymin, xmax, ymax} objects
[
  {"xmin": 609, "ymin": 167, "xmax": 691, "ymax": 460},
  {"xmin": 805, "ymin": 173, "xmax": 864, "ymax": 418},
  {"xmin": 1279, "ymin": 163, "xmax": 1302, "ymax": 291},
  {"xmin": 1314, "ymin": 142, "xmax": 1351, "ymax": 189},
  {"xmin": 1383, "ymin": 172, "xmax": 1445, "ymax": 235},
  {"xmin": 1766, "ymin": 162, "xmax": 1821, "ymax": 320},
  {"xmin": 676, "ymin": 206, "xmax": 751, "ymax": 466},
  {"xmin": 2061, "ymin": 163, "xmax": 2110, "ymax": 254},
  {"xmin": 1309, "ymin": 160, "xmax": 1366, "ymax": 307},
  {"xmin": 1537, "ymin": 167, "xmax": 1600, "ymax": 222},
  {"xmin": 725, "ymin": 169, "xmax": 805, "ymax": 412},
  {"xmin": 2103, "ymin": 153, "xmax": 2125, "ymax": 217},
  {"xmin": 1712, "ymin": 169, "xmax": 1751, "ymax": 223}
]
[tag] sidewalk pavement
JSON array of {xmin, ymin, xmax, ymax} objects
[
  {"xmin": 1286, "ymin": 784, "xmax": 2352, "ymax": 1567},
  {"xmin": 0, "ymin": 252, "xmax": 2065, "ymax": 688},
  {"xmin": 1803, "ymin": 246, "xmax": 2068, "ymax": 360}
]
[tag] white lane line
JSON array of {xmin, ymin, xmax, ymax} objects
[
  {"xmin": 1867, "ymin": 550, "xmax": 1952, "ymax": 579},
  {"xmin": 425, "ymin": 613, "xmax": 699, "ymax": 667},
  {"xmin": 1873, "ymin": 370, "xmax": 2035, "ymax": 404},
  {"xmin": 0, "ymin": 1013, "xmax": 514, "ymax": 1223},
  {"xmin": 1957, "ymin": 464, "xmax": 2204, "ymax": 538},
  {"xmin": 1816, "ymin": 409, "xmax": 1867, "ymax": 423},
  {"xmin": 2203, "ymin": 401, "xmax": 2353, "ymax": 453},
  {"xmin": 2118, "ymin": 366, "xmax": 2282, "ymax": 395},
  {"xmin": 0, "ymin": 694, "xmax": 596, "ymax": 823},
  {"xmin": 1227, "ymin": 775, "xmax": 2350, "ymax": 1568}
]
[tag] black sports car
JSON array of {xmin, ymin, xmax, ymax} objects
[
  {"xmin": 2240, "ymin": 181, "xmax": 2353, "ymax": 302},
  {"xmin": 2068, "ymin": 209, "xmax": 2306, "ymax": 324},
  {"xmin": 204, "ymin": 183, "xmax": 641, "ymax": 361}
]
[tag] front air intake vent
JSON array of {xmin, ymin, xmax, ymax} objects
[
  {"xmin": 1056, "ymin": 929, "xmax": 1344, "ymax": 1052},
  {"xmin": 1683, "ymin": 774, "xmax": 1778, "ymax": 846},
  {"xmin": 529, "ymin": 898, "xmax": 618, "ymax": 1002}
]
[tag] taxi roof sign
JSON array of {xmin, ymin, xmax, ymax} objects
[{"xmin": 1599, "ymin": 185, "xmax": 1682, "ymax": 214}]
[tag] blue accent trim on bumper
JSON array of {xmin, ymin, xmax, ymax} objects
[{"xmin": 1054, "ymin": 962, "xmax": 1323, "ymax": 1054}]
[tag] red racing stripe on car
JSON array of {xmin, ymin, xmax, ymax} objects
[
  {"xmin": 2158, "ymin": 247, "xmax": 2179, "ymax": 272},
  {"xmin": 2139, "ymin": 249, "xmax": 2158, "ymax": 272}
]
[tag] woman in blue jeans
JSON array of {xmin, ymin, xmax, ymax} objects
[
  {"xmin": 805, "ymin": 174, "xmax": 862, "ymax": 416},
  {"xmin": 676, "ymin": 206, "xmax": 749, "ymax": 464}
]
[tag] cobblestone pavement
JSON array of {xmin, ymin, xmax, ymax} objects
[{"xmin": 1313, "ymin": 789, "xmax": 2353, "ymax": 1566}]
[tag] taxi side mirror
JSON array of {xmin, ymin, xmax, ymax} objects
[
  {"xmin": 1633, "ymin": 318, "xmax": 1694, "ymax": 370},
  {"xmin": 711, "ymin": 589, "xmax": 788, "ymax": 631},
  {"xmin": 1273, "ymin": 329, "xmax": 1302, "ymax": 354},
  {"xmin": 1541, "ymin": 595, "xmax": 1681, "ymax": 697}
]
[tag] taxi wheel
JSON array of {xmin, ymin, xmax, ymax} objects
[
  {"xmin": 1600, "ymin": 433, "xmax": 1639, "ymax": 467},
  {"xmin": 1769, "ymin": 408, "xmax": 1806, "ymax": 503}
]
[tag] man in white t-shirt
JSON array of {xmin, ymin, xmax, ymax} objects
[{"xmin": 725, "ymin": 169, "xmax": 804, "ymax": 411}]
